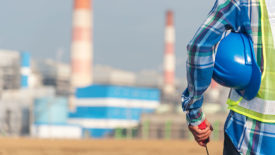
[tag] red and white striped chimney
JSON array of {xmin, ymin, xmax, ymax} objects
[
  {"xmin": 71, "ymin": 0, "xmax": 93, "ymax": 88},
  {"xmin": 163, "ymin": 10, "xmax": 176, "ymax": 95}
]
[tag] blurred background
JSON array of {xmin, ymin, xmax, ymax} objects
[{"xmin": 0, "ymin": 0, "xmax": 229, "ymax": 154}]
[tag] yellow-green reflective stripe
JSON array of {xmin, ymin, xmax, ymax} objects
[
  {"xmin": 227, "ymin": 98, "xmax": 275, "ymax": 122},
  {"xmin": 227, "ymin": 98, "xmax": 243, "ymax": 106},
  {"xmin": 228, "ymin": 104, "xmax": 275, "ymax": 123},
  {"xmin": 258, "ymin": 0, "xmax": 275, "ymax": 100}
]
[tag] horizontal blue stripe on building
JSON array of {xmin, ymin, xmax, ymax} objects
[
  {"xmin": 76, "ymin": 84, "xmax": 160, "ymax": 101},
  {"xmin": 82, "ymin": 128, "xmax": 113, "ymax": 138},
  {"xmin": 69, "ymin": 107, "xmax": 154, "ymax": 120}
]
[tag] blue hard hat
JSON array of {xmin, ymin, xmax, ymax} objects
[{"xmin": 213, "ymin": 32, "xmax": 261, "ymax": 100}]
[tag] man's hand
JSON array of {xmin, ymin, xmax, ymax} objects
[{"xmin": 188, "ymin": 119, "xmax": 213, "ymax": 147}]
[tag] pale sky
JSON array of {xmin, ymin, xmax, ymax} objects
[{"xmin": 0, "ymin": 0, "xmax": 215, "ymax": 77}]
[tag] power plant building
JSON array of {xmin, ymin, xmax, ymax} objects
[
  {"xmin": 93, "ymin": 65, "xmax": 136, "ymax": 86},
  {"xmin": 68, "ymin": 84, "xmax": 160, "ymax": 138},
  {"xmin": 35, "ymin": 60, "xmax": 71, "ymax": 96}
]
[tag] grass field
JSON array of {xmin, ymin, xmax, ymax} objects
[{"xmin": 0, "ymin": 138, "xmax": 223, "ymax": 155}]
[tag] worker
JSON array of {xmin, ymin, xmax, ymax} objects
[{"xmin": 182, "ymin": 0, "xmax": 275, "ymax": 154}]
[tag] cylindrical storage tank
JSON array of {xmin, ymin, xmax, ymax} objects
[{"xmin": 34, "ymin": 97, "xmax": 68, "ymax": 125}]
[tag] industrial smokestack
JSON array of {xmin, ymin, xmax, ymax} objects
[
  {"xmin": 163, "ymin": 10, "xmax": 176, "ymax": 95},
  {"xmin": 71, "ymin": 0, "xmax": 93, "ymax": 88}
]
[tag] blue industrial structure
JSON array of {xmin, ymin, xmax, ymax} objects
[
  {"xmin": 20, "ymin": 52, "xmax": 30, "ymax": 88},
  {"xmin": 68, "ymin": 84, "xmax": 160, "ymax": 138},
  {"xmin": 32, "ymin": 97, "xmax": 83, "ymax": 138},
  {"xmin": 34, "ymin": 97, "xmax": 68, "ymax": 125}
]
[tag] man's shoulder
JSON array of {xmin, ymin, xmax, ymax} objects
[{"xmin": 215, "ymin": 0, "xmax": 243, "ymax": 6}]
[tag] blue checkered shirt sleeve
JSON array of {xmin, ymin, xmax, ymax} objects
[{"xmin": 182, "ymin": 0, "xmax": 241, "ymax": 126}]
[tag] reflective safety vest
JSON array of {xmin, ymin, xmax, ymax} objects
[{"xmin": 227, "ymin": 0, "xmax": 275, "ymax": 123}]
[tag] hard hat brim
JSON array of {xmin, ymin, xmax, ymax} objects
[
  {"xmin": 236, "ymin": 62, "xmax": 261, "ymax": 100},
  {"xmin": 236, "ymin": 36, "xmax": 262, "ymax": 100}
]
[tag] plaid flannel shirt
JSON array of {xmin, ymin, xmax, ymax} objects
[
  {"xmin": 182, "ymin": 0, "xmax": 242, "ymax": 126},
  {"xmin": 182, "ymin": 0, "xmax": 275, "ymax": 154}
]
